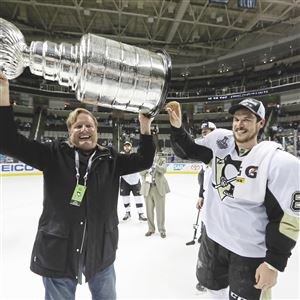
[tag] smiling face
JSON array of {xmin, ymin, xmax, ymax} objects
[
  {"xmin": 68, "ymin": 112, "xmax": 98, "ymax": 153},
  {"xmin": 123, "ymin": 144, "xmax": 132, "ymax": 154},
  {"xmin": 232, "ymin": 108, "xmax": 265, "ymax": 149}
]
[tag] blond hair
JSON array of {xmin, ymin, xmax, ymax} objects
[{"xmin": 66, "ymin": 108, "xmax": 98, "ymax": 131}]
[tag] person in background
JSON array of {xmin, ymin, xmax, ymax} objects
[
  {"xmin": 196, "ymin": 121, "xmax": 216, "ymax": 212},
  {"xmin": 166, "ymin": 99, "xmax": 300, "ymax": 300},
  {"xmin": 0, "ymin": 72, "xmax": 155, "ymax": 300},
  {"xmin": 195, "ymin": 121, "xmax": 216, "ymax": 293},
  {"xmin": 140, "ymin": 153, "xmax": 170, "ymax": 238},
  {"xmin": 120, "ymin": 141, "xmax": 147, "ymax": 221}
]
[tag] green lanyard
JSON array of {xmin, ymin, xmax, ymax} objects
[{"xmin": 70, "ymin": 150, "xmax": 96, "ymax": 206}]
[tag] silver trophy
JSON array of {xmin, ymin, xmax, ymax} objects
[{"xmin": 0, "ymin": 18, "xmax": 171, "ymax": 116}]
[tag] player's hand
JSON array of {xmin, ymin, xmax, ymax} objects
[
  {"xmin": 254, "ymin": 262, "xmax": 278, "ymax": 290},
  {"xmin": 139, "ymin": 113, "xmax": 153, "ymax": 135},
  {"xmin": 0, "ymin": 72, "xmax": 10, "ymax": 106},
  {"xmin": 165, "ymin": 101, "xmax": 182, "ymax": 128},
  {"xmin": 196, "ymin": 197, "xmax": 204, "ymax": 210}
]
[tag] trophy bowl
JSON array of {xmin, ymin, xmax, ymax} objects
[{"xmin": 0, "ymin": 18, "xmax": 172, "ymax": 117}]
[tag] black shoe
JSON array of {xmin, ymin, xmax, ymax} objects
[
  {"xmin": 123, "ymin": 212, "xmax": 131, "ymax": 221},
  {"xmin": 145, "ymin": 231, "xmax": 154, "ymax": 237},
  {"xmin": 138, "ymin": 213, "xmax": 147, "ymax": 221},
  {"xmin": 196, "ymin": 283, "xmax": 206, "ymax": 292},
  {"xmin": 160, "ymin": 232, "xmax": 166, "ymax": 238}
]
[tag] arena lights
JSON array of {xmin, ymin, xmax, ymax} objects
[
  {"xmin": 209, "ymin": 0, "xmax": 229, "ymax": 4},
  {"xmin": 218, "ymin": 63, "xmax": 230, "ymax": 73},
  {"xmin": 208, "ymin": 0, "xmax": 257, "ymax": 9},
  {"xmin": 238, "ymin": 0, "xmax": 257, "ymax": 9},
  {"xmin": 181, "ymin": 71, "xmax": 190, "ymax": 78}
]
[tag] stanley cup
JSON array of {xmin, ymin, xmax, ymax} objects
[{"xmin": 0, "ymin": 18, "xmax": 171, "ymax": 116}]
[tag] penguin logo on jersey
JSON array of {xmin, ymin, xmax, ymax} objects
[{"xmin": 213, "ymin": 155, "xmax": 241, "ymax": 201}]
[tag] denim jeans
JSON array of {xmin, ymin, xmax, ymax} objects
[{"xmin": 43, "ymin": 263, "xmax": 116, "ymax": 300}]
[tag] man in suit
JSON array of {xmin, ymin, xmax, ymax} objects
[{"xmin": 140, "ymin": 154, "xmax": 170, "ymax": 238}]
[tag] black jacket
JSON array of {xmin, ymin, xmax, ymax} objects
[{"xmin": 0, "ymin": 106, "xmax": 155, "ymax": 281}]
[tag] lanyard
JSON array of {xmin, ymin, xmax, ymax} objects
[{"xmin": 75, "ymin": 150, "xmax": 96, "ymax": 186}]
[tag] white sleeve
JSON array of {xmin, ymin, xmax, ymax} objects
[
  {"xmin": 194, "ymin": 128, "xmax": 232, "ymax": 149},
  {"xmin": 268, "ymin": 150, "xmax": 300, "ymax": 216}
]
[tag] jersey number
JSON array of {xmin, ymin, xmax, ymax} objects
[{"xmin": 291, "ymin": 192, "xmax": 300, "ymax": 212}]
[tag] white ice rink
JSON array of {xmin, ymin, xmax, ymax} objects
[{"xmin": 0, "ymin": 174, "xmax": 299, "ymax": 299}]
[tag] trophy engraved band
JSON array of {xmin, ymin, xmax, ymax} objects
[{"xmin": 0, "ymin": 18, "xmax": 172, "ymax": 116}]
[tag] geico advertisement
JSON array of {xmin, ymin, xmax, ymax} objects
[
  {"xmin": 0, "ymin": 163, "xmax": 202, "ymax": 176},
  {"xmin": 166, "ymin": 163, "xmax": 202, "ymax": 174},
  {"xmin": 0, "ymin": 163, "xmax": 42, "ymax": 176}
]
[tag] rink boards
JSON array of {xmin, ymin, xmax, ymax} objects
[{"xmin": 0, "ymin": 162, "xmax": 202, "ymax": 176}]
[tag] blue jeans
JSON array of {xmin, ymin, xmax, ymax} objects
[{"xmin": 43, "ymin": 264, "xmax": 116, "ymax": 300}]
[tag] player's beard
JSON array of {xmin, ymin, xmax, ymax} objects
[{"xmin": 233, "ymin": 127, "xmax": 259, "ymax": 144}]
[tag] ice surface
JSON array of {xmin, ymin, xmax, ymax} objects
[{"xmin": 0, "ymin": 174, "xmax": 299, "ymax": 299}]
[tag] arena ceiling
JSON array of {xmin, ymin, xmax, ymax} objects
[{"xmin": 0, "ymin": 0, "xmax": 300, "ymax": 79}]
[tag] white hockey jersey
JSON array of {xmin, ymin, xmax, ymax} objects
[
  {"xmin": 121, "ymin": 172, "xmax": 141, "ymax": 185},
  {"xmin": 192, "ymin": 128, "xmax": 300, "ymax": 269}
]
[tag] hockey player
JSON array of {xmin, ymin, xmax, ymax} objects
[
  {"xmin": 166, "ymin": 98, "xmax": 300, "ymax": 300},
  {"xmin": 195, "ymin": 121, "xmax": 216, "ymax": 293},
  {"xmin": 120, "ymin": 141, "xmax": 147, "ymax": 221},
  {"xmin": 196, "ymin": 121, "xmax": 216, "ymax": 211}
]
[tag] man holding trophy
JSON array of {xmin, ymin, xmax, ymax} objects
[
  {"xmin": 0, "ymin": 16, "xmax": 172, "ymax": 299},
  {"xmin": 0, "ymin": 70, "xmax": 156, "ymax": 299}
]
